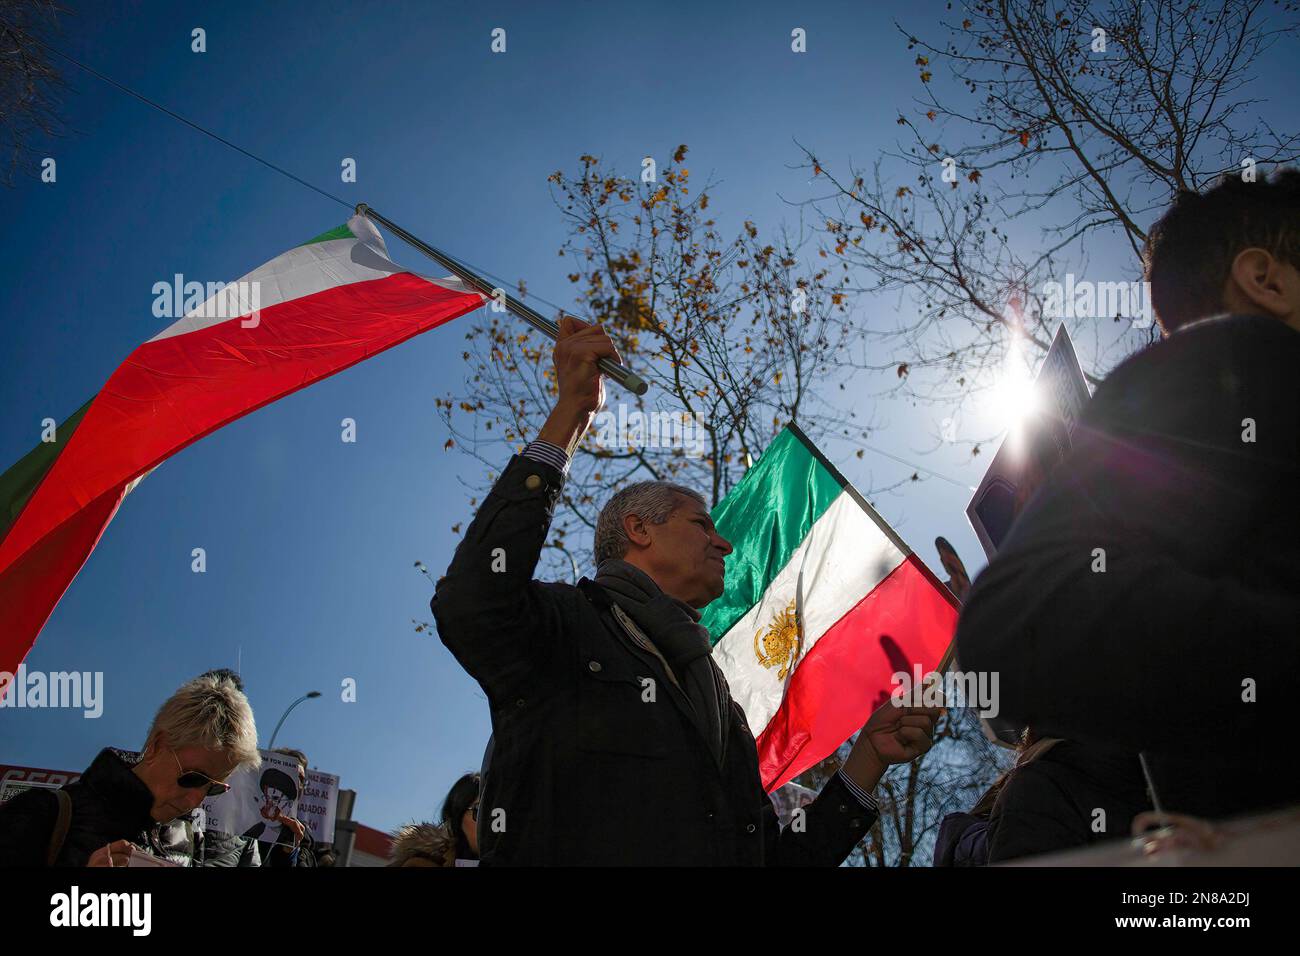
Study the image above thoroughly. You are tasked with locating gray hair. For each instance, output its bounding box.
[145,672,261,770]
[594,480,707,565]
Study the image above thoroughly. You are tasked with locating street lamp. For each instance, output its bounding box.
[414,560,437,590]
[268,691,321,750]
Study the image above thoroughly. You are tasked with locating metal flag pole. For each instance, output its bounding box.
[1138,751,1169,828]
[355,204,648,396]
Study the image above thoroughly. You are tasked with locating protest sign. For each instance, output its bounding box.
[298,768,339,845]
[967,324,1091,560]
[201,750,339,847]
[965,325,1090,745]
[202,750,302,845]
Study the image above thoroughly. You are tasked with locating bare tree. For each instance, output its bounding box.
[0,0,65,187]
[436,146,875,578]
[782,0,1300,863]
[799,0,1300,454]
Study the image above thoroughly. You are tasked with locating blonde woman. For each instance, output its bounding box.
[0,670,260,867]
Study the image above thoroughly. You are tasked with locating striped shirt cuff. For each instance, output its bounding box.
[836,768,879,813]
[522,439,571,476]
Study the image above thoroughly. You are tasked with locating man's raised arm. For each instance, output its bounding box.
[432,317,622,698]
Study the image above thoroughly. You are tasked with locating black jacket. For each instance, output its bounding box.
[957,315,1300,820]
[194,828,262,867]
[932,812,991,867]
[985,742,1151,863]
[0,749,183,866]
[433,454,874,865]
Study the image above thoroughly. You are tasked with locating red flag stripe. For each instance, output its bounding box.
[754,554,958,791]
[0,272,482,676]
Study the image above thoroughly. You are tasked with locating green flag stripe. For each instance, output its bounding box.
[303,223,353,246]
[0,399,93,546]
[700,426,844,644]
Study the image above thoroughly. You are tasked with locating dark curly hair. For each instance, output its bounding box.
[1144,167,1300,334]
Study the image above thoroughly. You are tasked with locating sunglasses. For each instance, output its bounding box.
[170,748,232,797]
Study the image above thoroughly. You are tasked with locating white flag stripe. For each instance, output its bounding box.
[150,215,482,342]
[712,490,906,733]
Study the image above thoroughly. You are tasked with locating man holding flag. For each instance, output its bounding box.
[433,316,945,866]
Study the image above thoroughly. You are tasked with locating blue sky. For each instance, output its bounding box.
[2,1,1296,835]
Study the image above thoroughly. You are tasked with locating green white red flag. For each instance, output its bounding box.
[0,215,485,677]
[702,424,959,791]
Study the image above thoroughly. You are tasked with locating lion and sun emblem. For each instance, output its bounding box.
[753,598,804,680]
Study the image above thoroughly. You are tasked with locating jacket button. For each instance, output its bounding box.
[745,823,756,834]
[588,660,602,673]
[838,804,848,813]
[850,818,862,829]
[515,698,526,708]
[525,474,543,490]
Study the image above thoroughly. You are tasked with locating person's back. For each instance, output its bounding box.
[985,742,1151,863]
[966,315,1299,812]
[957,170,1300,822]
[933,811,992,867]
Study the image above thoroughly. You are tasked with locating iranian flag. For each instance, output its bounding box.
[702,424,959,791]
[0,214,485,678]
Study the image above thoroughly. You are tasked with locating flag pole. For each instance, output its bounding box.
[355,204,649,396]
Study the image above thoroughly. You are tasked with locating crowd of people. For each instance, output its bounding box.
[2,168,1296,867]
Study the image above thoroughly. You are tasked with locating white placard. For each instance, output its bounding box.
[201,750,338,847]
[966,324,1091,559]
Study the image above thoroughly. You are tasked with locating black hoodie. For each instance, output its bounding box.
[986,742,1152,863]
[957,315,1300,821]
